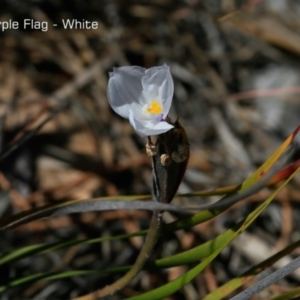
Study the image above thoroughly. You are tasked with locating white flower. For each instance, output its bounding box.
[107,64,174,137]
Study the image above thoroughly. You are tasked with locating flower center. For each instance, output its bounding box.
[143,100,163,116]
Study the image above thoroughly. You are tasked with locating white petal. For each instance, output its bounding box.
[129,110,174,137]
[108,66,146,119]
[142,64,174,117]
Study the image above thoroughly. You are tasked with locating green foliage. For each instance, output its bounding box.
[0,127,299,299]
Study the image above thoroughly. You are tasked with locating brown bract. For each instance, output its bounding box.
[150,118,190,204]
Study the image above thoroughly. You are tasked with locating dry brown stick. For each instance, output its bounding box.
[48,56,115,103]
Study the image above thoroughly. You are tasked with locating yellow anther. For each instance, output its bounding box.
[147,101,162,115]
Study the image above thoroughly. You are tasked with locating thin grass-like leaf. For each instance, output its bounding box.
[203,239,300,300]
[0,170,285,266]
[0,161,290,268]
[231,255,300,300]
[0,231,147,265]
[167,126,299,232]
[0,270,101,293]
[1,166,298,294]
[0,160,284,231]
[126,165,300,300]
[270,287,300,300]
[0,127,298,296]
[1,125,298,231]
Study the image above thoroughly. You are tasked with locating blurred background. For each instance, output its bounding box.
[1,0,300,299]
